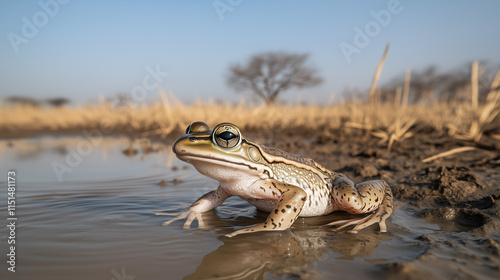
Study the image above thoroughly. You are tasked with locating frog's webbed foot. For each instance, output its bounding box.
[156,187,230,230]
[327,208,390,234]
[155,210,205,228]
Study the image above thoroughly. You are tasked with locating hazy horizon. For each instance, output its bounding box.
[1,0,499,105]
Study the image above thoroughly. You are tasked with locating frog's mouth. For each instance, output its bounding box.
[179,154,271,185]
[175,153,273,181]
[176,153,256,170]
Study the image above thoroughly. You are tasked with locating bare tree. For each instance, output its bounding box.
[46,97,70,107]
[227,51,322,104]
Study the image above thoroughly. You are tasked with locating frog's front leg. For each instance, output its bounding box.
[329,177,393,233]
[226,180,307,238]
[156,186,230,229]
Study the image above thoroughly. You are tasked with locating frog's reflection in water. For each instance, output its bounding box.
[184,213,382,280]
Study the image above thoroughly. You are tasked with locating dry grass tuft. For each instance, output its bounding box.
[347,45,416,151]
[452,64,500,142]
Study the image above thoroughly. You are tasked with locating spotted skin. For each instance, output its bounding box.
[328,177,393,233]
[162,122,395,237]
[226,180,306,237]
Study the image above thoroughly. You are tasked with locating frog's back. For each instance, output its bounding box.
[258,144,338,178]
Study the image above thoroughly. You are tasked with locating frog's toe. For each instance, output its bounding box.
[225,231,240,238]
[225,227,256,238]
[159,211,189,226]
[328,210,391,233]
[378,220,388,233]
[327,215,372,232]
[183,212,204,229]
[225,223,277,238]
[158,211,205,229]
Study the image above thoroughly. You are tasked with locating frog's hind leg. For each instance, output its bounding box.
[328,177,393,233]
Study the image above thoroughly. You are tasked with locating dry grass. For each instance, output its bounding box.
[371,67,415,151]
[422,146,477,163]
[347,45,416,151]
[1,89,497,143]
[1,62,498,153]
[450,65,500,142]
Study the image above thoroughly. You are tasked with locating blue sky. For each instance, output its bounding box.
[1,0,499,105]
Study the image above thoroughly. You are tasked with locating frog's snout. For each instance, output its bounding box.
[172,134,189,155]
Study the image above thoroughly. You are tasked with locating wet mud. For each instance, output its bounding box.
[243,127,500,279]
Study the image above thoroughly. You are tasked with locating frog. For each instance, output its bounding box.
[157,121,393,237]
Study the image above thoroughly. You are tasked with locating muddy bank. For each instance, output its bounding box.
[236,128,499,278]
[252,127,500,237]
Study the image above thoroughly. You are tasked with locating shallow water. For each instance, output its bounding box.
[0,136,498,280]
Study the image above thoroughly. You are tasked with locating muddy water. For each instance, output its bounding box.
[0,137,498,280]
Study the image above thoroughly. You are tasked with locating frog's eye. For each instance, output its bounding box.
[213,124,241,149]
[186,122,210,134]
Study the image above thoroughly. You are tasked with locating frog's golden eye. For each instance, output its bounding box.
[186,122,210,134]
[213,124,241,149]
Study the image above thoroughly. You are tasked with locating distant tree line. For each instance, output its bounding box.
[5,96,70,107]
[379,63,498,104]
[4,59,496,107]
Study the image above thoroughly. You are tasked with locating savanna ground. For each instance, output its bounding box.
[1,67,499,278]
